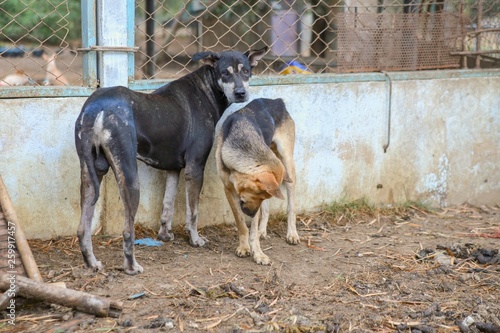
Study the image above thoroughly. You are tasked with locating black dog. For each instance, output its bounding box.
[74,48,266,275]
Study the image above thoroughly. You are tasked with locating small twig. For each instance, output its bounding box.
[242,290,259,299]
[79,275,104,291]
[4,314,59,322]
[104,236,122,245]
[143,285,160,296]
[300,218,312,227]
[201,307,244,329]
[266,307,282,316]
[409,205,429,216]
[344,282,387,298]
[387,320,423,327]
[306,238,326,251]
[269,296,279,307]
[93,226,102,236]
[360,303,380,309]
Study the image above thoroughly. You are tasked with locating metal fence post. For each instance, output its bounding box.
[96,0,135,87]
[81,0,98,88]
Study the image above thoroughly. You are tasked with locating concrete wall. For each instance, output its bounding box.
[0,70,499,239]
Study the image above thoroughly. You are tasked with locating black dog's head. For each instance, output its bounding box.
[193,47,267,103]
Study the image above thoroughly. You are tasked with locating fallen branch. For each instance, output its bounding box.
[0,274,123,318]
[0,175,43,282]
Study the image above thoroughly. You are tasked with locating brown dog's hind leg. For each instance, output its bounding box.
[224,187,251,257]
[77,166,103,272]
[274,122,300,245]
[250,209,271,265]
[158,170,180,242]
[258,200,270,239]
[283,179,299,245]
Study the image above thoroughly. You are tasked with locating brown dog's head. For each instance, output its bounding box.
[231,167,292,217]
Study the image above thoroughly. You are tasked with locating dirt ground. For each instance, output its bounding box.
[1,203,499,333]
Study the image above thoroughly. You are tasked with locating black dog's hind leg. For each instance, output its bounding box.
[110,148,144,275]
[158,170,180,241]
[77,162,105,271]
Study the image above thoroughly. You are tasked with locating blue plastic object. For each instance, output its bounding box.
[134,237,164,247]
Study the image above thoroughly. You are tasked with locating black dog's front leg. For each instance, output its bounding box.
[158,170,180,242]
[184,165,207,247]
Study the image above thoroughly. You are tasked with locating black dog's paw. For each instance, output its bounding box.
[157,229,174,242]
[189,235,207,247]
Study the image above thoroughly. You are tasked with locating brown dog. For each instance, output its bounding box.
[215,98,300,265]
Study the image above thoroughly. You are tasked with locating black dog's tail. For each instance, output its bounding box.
[76,113,109,206]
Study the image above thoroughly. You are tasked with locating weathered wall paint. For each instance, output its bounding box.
[0,72,499,239]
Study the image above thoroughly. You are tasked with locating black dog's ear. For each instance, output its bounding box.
[244,47,268,68]
[193,51,220,66]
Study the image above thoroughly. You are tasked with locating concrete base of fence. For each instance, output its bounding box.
[0,70,499,239]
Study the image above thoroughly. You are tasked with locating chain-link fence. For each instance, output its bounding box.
[1,0,499,87]
[0,0,81,86]
[134,0,500,78]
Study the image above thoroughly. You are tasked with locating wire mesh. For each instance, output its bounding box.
[0,1,498,87]
[134,0,500,79]
[336,12,463,72]
[0,0,81,86]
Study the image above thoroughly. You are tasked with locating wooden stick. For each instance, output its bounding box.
[0,175,43,283]
[0,288,17,309]
[0,274,123,318]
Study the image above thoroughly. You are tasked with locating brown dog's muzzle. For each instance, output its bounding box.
[240,200,259,217]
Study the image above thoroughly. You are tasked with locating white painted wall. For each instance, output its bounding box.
[0,70,499,239]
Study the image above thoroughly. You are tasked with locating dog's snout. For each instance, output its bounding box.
[234,88,247,100]
[240,200,258,217]
[242,206,257,218]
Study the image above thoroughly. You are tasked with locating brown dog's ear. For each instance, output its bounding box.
[283,171,293,183]
[257,171,285,200]
[245,47,267,68]
[192,51,221,66]
[268,187,285,200]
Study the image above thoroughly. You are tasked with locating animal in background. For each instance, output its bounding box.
[0,70,31,86]
[42,52,69,86]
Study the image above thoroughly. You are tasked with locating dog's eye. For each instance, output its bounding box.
[222,70,230,77]
[242,69,249,75]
